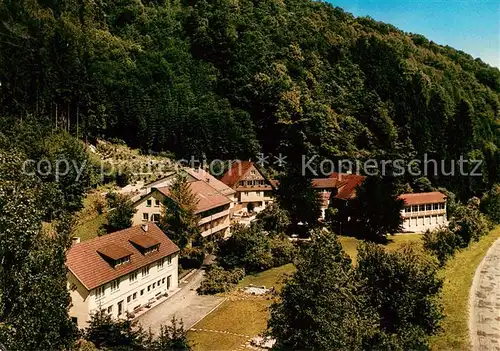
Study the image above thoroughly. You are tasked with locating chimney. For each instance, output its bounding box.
[206,177,210,183]
[71,237,81,246]
[142,224,149,232]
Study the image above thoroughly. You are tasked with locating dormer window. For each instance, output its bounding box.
[97,244,133,268]
[129,235,161,255]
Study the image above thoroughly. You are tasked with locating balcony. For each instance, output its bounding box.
[401,209,446,218]
[198,209,230,225]
[200,222,230,238]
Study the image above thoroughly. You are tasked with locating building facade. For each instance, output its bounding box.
[398,192,448,232]
[132,180,233,239]
[66,224,179,328]
[220,161,275,214]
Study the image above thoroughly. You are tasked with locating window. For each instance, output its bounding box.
[129,271,138,283]
[433,203,439,210]
[167,275,171,289]
[143,213,149,221]
[153,282,156,289]
[405,207,410,213]
[244,192,249,196]
[155,199,160,207]
[140,289,144,296]
[95,285,105,298]
[141,265,150,277]
[420,205,425,212]
[147,285,151,292]
[115,256,130,266]
[167,255,172,265]
[157,280,161,286]
[162,278,165,284]
[146,199,152,207]
[158,258,165,269]
[127,296,131,303]
[426,204,432,211]
[256,191,261,196]
[152,213,160,222]
[107,305,113,314]
[110,279,120,292]
[133,292,137,300]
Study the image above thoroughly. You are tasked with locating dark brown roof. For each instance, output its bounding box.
[220,161,255,188]
[312,178,344,189]
[129,234,160,249]
[97,244,133,260]
[67,223,179,290]
[329,173,367,200]
[398,192,447,206]
[157,180,232,214]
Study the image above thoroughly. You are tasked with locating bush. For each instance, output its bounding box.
[481,184,500,223]
[270,236,296,267]
[423,227,460,266]
[179,247,205,269]
[197,265,245,295]
[450,201,490,247]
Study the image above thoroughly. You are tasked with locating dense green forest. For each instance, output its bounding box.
[0,0,499,199]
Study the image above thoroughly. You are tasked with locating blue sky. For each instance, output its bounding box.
[325,0,500,67]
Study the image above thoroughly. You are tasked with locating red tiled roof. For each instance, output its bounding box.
[157,180,232,214]
[186,168,236,196]
[398,192,447,206]
[329,172,367,200]
[67,223,179,291]
[220,161,254,188]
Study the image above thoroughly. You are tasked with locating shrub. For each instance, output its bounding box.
[450,201,490,247]
[197,265,245,295]
[270,236,296,267]
[423,227,460,266]
[179,247,205,269]
[481,184,500,223]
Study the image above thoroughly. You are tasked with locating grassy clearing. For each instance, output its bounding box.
[430,226,500,351]
[189,234,423,350]
[74,213,107,241]
[339,233,422,264]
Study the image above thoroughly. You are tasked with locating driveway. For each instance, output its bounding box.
[136,268,225,335]
[469,238,500,350]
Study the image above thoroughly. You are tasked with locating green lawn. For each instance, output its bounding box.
[73,213,107,241]
[430,226,500,351]
[189,234,423,350]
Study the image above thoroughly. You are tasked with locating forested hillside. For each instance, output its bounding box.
[0,0,499,198]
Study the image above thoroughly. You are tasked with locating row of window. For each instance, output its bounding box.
[143,212,161,222]
[95,256,173,298]
[403,214,446,227]
[146,199,161,207]
[404,203,445,213]
[238,179,267,187]
[103,275,172,317]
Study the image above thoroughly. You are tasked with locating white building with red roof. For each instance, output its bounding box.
[398,192,448,232]
[132,170,234,238]
[66,223,180,328]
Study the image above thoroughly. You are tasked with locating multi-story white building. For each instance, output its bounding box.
[132,180,233,239]
[66,223,179,328]
[399,192,448,232]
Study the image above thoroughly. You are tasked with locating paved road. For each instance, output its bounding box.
[136,268,225,335]
[470,238,500,351]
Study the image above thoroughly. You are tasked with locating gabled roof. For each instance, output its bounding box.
[220,161,255,188]
[329,172,367,200]
[156,180,232,214]
[67,223,179,291]
[398,192,447,206]
[186,168,236,196]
